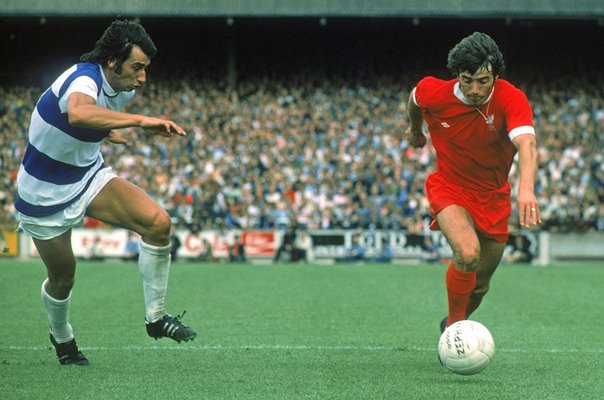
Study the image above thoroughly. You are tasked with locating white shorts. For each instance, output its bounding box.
[17,167,117,240]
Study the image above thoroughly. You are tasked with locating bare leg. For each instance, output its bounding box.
[436,205,480,326]
[436,205,481,272]
[87,177,172,322]
[466,234,506,317]
[86,177,170,245]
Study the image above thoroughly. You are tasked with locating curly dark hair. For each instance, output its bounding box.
[80,19,157,73]
[446,32,505,77]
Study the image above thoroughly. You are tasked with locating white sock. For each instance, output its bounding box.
[41,279,74,343]
[138,240,171,323]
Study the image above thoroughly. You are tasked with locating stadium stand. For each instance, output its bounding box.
[2,68,603,234]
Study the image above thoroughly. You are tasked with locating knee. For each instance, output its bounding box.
[141,208,171,244]
[454,242,481,270]
[47,274,75,296]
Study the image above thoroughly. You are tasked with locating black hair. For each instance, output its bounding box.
[80,19,157,73]
[446,32,505,77]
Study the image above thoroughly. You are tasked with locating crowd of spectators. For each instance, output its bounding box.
[1,68,603,235]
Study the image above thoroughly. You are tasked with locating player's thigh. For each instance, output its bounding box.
[86,177,168,235]
[436,205,480,258]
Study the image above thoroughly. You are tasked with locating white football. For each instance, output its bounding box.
[437,320,495,375]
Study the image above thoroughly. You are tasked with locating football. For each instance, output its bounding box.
[437,320,495,375]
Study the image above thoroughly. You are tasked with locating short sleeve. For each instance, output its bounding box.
[58,76,99,113]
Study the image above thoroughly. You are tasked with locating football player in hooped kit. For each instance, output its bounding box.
[15,19,196,366]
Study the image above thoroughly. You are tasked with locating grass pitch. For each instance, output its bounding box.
[1,260,602,400]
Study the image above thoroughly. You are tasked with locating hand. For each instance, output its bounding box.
[517,191,541,228]
[405,126,427,148]
[106,130,129,145]
[141,117,187,137]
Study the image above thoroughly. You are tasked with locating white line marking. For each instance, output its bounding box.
[1,344,603,353]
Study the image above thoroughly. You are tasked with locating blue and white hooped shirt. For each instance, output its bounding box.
[15,63,135,217]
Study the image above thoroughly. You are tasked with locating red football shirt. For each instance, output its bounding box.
[413,77,535,191]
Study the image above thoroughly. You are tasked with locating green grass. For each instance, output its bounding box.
[1,260,603,400]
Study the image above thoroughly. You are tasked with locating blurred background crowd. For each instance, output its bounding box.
[1,67,603,235]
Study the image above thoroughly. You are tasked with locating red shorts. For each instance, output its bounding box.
[425,172,512,243]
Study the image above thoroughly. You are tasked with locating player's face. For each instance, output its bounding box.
[107,45,150,92]
[458,66,497,106]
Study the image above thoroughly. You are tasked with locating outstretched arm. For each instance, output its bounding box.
[67,92,186,137]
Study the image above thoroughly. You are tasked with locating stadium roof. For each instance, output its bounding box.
[2,0,604,18]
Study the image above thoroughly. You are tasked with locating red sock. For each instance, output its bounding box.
[445,263,476,327]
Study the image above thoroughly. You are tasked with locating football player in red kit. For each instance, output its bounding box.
[406,32,541,331]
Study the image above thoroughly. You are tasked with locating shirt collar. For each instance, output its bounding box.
[99,65,121,97]
[453,81,495,106]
